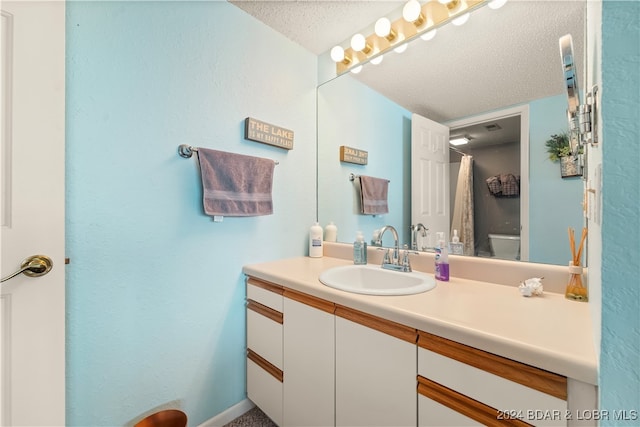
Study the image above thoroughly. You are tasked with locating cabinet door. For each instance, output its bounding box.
[283,293,334,427]
[335,312,417,427]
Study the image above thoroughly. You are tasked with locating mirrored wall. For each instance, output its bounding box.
[317,1,586,266]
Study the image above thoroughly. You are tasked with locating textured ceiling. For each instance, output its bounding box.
[230,0,585,122]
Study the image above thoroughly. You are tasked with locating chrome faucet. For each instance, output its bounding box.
[376,225,416,272]
[377,225,399,261]
[410,223,428,251]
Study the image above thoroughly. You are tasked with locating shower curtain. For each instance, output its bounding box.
[451,155,475,256]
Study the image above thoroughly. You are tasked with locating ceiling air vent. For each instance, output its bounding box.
[485,123,502,131]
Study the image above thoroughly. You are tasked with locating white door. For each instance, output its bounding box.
[411,113,450,249]
[1,1,65,425]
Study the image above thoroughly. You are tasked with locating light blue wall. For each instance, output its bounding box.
[318,75,412,245]
[528,94,584,265]
[600,0,640,422]
[65,2,316,425]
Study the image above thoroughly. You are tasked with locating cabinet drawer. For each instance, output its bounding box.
[247,307,283,370]
[247,278,283,312]
[419,392,483,427]
[247,357,283,426]
[418,332,567,426]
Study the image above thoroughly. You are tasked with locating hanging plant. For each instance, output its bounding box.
[544,132,572,162]
[545,131,583,178]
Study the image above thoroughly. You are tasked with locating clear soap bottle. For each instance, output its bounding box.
[353,231,367,265]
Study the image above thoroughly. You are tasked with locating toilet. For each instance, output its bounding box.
[488,234,521,260]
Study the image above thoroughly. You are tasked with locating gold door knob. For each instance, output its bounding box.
[1,255,53,283]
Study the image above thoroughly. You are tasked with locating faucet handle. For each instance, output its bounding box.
[382,249,392,265]
[401,245,419,272]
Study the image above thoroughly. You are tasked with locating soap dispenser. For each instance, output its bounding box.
[450,229,464,255]
[353,231,367,265]
[435,239,449,281]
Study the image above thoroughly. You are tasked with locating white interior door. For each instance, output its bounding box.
[411,113,450,249]
[1,1,65,425]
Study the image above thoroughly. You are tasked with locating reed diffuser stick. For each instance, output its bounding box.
[565,227,588,301]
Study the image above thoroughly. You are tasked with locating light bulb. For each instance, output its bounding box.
[452,12,469,26]
[375,18,391,37]
[488,0,507,9]
[370,55,384,65]
[420,29,437,41]
[351,34,366,52]
[330,46,345,63]
[350,65,363,74]
[403,0,425,26]
[394,43,408,54]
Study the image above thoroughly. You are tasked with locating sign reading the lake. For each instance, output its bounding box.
[340,146,368,165]
[244,117,294,150]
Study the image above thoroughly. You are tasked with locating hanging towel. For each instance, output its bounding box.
[500,173,520,197]
[359,175,389,215]
[197,148,275,216]
[486,173,520,197]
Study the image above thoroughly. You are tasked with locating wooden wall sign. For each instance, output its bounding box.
[244,117,294,150]
[340,146,368,165]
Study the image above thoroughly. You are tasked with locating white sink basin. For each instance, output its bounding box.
[319,264,436,296]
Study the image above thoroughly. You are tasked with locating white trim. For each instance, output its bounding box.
[197,399,255,427]
[446,104,530,262]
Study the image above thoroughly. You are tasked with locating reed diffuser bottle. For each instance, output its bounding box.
[565,227,588,301]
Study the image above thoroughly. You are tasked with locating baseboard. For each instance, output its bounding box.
[197,399,255,427]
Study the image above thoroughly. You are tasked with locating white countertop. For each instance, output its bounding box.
[243,256,598,385]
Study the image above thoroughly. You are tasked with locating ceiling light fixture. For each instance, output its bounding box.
[420,29,437,41]
[374,17,397,41]
[394,43,408,54]
[450,137,470,146]
[452,12,470,25]
[403,0,426,27]
[351,33,372,54]
[330,46,351,65]
[488,0,507,9]
[370,55,384,65]
[331,0,497,73]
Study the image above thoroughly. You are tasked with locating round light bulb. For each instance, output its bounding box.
[488,0,507,9]
[375,17,392,37]
[330,46,345,62]
[402,0,422,23]
[370,55,384,65]
[351,33,366,52]
[394,43,408,54]
[350,65,363,74]
[420,29,437,41]
[452,12,470,26]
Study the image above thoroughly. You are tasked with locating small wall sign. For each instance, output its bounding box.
[340,146,368,165]
[244,117,294,150]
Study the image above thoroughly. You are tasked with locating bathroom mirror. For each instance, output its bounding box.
[317,1,586,266]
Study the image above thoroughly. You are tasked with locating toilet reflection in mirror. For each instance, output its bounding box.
[487,234,521,260]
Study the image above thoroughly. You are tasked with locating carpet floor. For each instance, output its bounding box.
[223,406,277,427]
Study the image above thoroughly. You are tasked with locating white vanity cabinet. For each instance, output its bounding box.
[246,272,595,427]
[246,278,284,426]
[417,331,568,427]
[282,289,335,427]
[335,306,418,427]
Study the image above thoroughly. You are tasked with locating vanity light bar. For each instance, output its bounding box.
[333,0,489,75]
